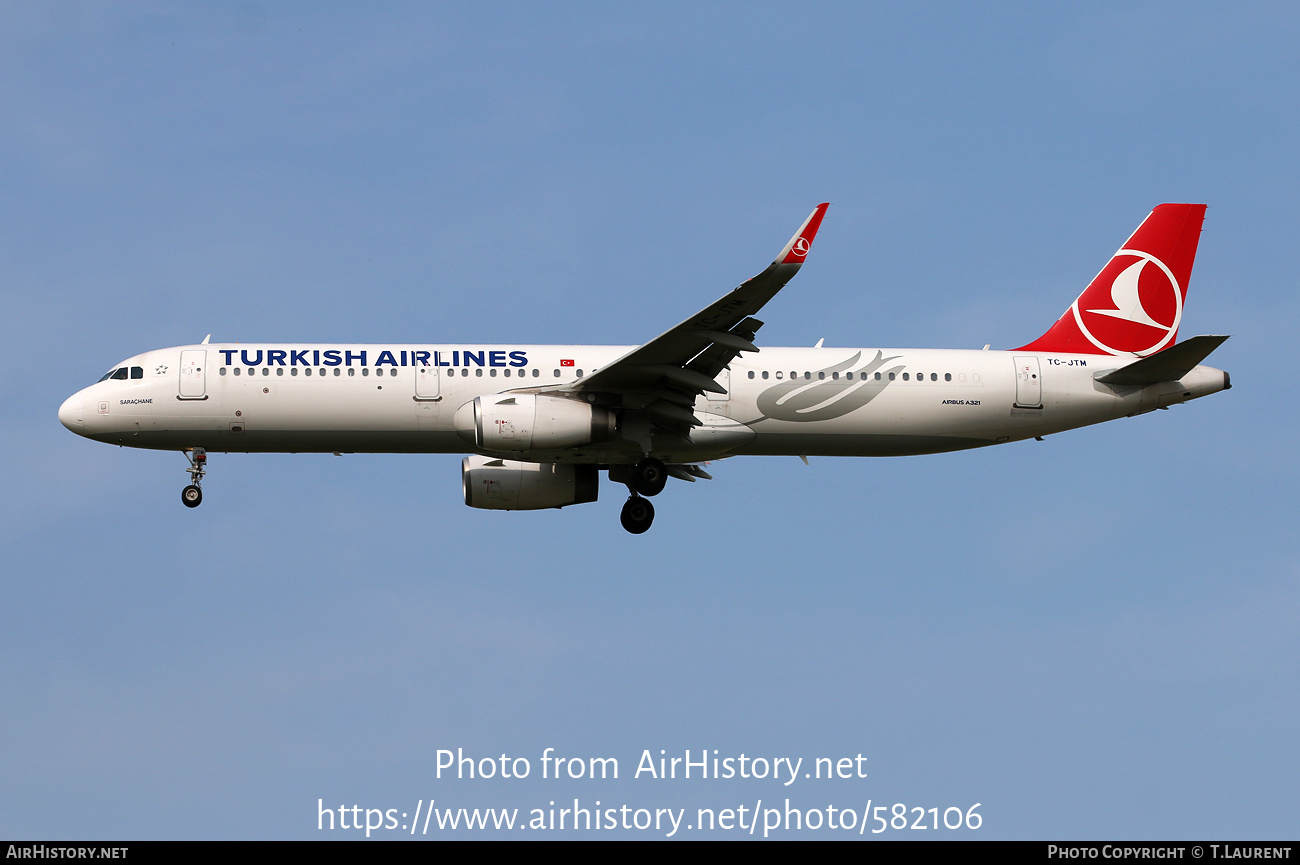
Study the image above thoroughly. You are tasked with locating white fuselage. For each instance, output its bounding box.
[59,342,1229,463]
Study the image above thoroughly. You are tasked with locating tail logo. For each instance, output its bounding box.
[1071,249,1182,356]
[790,237,811,259]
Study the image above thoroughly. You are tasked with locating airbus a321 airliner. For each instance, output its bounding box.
[59,203,1229,533]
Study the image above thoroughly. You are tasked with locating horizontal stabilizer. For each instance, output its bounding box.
[1094,335,1229,386]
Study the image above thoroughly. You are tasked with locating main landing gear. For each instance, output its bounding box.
[620,495,655,534]
[181,448,206,508]
[618,457,666,534]
[630,456,667,497]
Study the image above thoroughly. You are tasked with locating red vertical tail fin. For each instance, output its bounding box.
[1017,203,1207,356]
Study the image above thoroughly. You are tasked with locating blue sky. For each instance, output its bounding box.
[2,3,1296,839]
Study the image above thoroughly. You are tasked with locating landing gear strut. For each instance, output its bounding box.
[182,448,206,508]
[611,458,665,532]
[620,495,655,534]
[631,457,667,497]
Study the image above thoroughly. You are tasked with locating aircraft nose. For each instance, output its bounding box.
[59,393,85,432]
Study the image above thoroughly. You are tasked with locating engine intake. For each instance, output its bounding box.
[456,394,616,452]
[462,456,599,510]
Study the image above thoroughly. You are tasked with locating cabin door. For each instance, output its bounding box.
[1013,356,1042,408]
[179,350,207,399]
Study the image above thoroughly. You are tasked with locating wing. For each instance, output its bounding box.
[550,203,829,432]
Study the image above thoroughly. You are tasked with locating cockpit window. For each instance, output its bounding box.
[130,367,144,379]
[98,367,129,382]
[111,368,129,380]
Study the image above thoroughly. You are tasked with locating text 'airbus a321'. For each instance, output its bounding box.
[59,203,1229,533]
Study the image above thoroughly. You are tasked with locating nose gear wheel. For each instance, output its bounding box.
[181,449,206,508]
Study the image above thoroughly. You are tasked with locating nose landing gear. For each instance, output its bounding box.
[182,448,206,508]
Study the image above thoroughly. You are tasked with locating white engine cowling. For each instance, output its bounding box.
[462,455,599,510]
[456,394,616,451]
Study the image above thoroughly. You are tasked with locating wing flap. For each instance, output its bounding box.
[685,316,764,382]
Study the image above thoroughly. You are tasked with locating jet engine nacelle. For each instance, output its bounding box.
[455,394,617,452]
[462,455,599,510]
